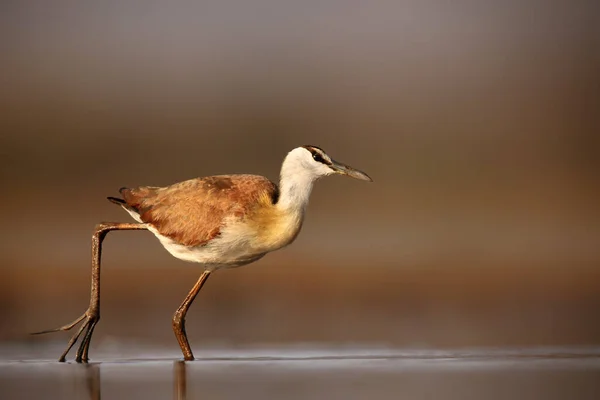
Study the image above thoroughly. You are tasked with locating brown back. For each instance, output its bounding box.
[119,175,279,247]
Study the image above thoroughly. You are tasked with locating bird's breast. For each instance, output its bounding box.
[243,206,305,253]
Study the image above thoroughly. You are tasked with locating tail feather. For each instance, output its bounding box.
[107,196,126,205]
[107,194,143,223]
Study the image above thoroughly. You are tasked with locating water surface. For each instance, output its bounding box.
[1,344,599,399]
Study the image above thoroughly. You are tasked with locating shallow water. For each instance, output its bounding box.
[1,344,599,399]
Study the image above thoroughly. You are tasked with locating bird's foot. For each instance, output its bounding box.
[32,309,99,363]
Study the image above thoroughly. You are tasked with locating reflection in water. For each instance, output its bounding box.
[46,349,599,400]
[174,361,187,400]
[85,364,101,400]
[82,360,188,400]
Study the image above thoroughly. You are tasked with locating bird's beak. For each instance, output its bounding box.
[330,160,373,182]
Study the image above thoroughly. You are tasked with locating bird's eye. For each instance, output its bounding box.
[312,153,325,163]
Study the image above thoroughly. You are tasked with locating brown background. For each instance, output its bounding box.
[1,0,599,352]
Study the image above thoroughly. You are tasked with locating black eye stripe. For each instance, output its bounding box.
[312,151,332,165]
[302,145,332,165]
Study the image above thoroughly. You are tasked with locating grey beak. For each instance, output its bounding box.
[330,160,373,182]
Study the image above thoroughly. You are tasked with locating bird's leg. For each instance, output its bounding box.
[172,270,211,361]
[32,222,147,363]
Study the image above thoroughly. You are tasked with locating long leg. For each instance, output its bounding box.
[32,222,147,362]
[172,270,211,361]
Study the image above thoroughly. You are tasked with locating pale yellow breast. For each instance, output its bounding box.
[245,201,305,253]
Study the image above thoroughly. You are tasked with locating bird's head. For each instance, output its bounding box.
[282,145,372,183]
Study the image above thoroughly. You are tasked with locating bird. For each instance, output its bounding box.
[34,145,372,362]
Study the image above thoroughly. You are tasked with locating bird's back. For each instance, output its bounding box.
[115,174,279,248]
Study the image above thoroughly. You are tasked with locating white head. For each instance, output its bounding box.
[277,145,371,211]
[281,145,372,183]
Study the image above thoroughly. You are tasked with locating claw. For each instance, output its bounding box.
[32,311,99,363]
[75,316,99,363]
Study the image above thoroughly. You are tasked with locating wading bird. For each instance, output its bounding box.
[34,145,372,362]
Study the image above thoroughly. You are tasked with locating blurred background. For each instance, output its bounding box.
[1,0,599,352]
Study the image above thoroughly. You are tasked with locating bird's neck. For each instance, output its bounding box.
[276,160,315,214]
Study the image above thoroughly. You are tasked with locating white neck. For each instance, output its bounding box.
[276,150,318,213]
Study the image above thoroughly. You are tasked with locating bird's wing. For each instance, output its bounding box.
[118,175,279,247]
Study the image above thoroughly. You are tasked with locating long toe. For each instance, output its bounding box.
[33,310,98,362]
[31,313,87,336]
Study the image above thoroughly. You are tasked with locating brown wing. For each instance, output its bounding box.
[118,175,279,247]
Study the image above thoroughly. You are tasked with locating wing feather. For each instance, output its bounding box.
[118,175,278,247]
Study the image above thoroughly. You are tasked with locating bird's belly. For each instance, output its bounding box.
[146,210,303,269]
[147,226,267,269]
